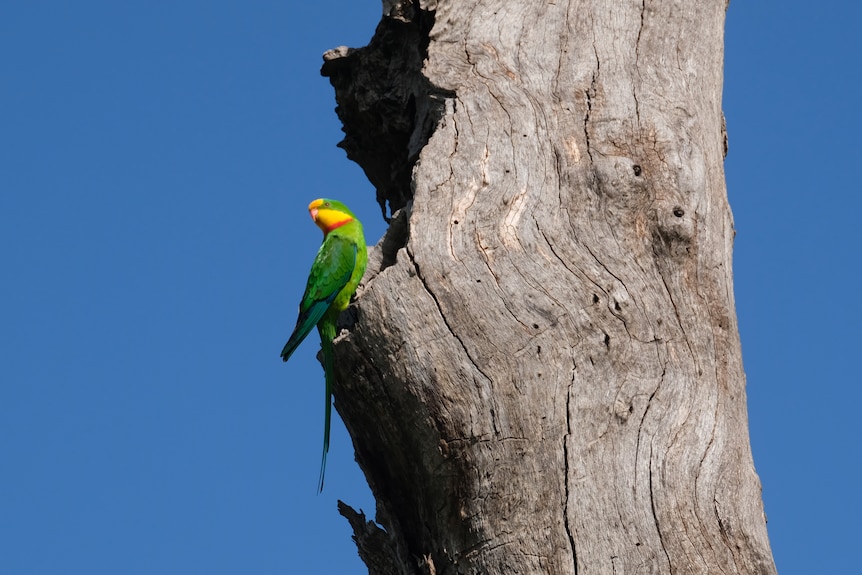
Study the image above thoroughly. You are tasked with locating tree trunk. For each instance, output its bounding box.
[322,1,777,574]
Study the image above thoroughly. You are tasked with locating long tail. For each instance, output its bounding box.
[317,319,337,492]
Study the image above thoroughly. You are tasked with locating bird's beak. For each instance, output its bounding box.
[309,207,319,222]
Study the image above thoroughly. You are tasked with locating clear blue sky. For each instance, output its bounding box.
[1,2,858,574]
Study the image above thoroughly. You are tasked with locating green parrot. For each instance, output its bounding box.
[281,198,367,491]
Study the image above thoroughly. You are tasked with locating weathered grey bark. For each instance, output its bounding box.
[322,1,776,574]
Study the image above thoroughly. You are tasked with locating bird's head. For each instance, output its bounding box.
[308,198,358,234]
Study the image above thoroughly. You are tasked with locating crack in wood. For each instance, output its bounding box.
[563,360,579,574]
[405,245,493,389]
[648,444,674,570]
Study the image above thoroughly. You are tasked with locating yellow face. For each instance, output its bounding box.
[308,199,353,232]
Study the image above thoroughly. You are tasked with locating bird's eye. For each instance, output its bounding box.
[324,201,331,207]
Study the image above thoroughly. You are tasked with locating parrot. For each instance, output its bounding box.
[281,198,367,492]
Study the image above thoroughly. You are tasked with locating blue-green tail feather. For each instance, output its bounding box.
[317,320,336,492]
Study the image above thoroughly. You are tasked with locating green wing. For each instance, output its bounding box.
[280,235,357,361]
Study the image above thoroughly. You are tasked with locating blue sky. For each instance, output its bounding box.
[1,2,858,574]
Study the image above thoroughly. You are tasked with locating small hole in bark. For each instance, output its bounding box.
[614,300,621,312]
[633,164,642,176]
[532,323,539,329]
[592,294,600,304]
[453,219,459,224]
[476,279,481,283]
[603,333,610,347]
[673,207,685,217]
[537,345,542,354]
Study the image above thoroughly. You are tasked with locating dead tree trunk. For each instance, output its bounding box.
[322,1,777,574]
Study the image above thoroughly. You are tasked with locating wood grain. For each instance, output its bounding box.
[324,1,777,573]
